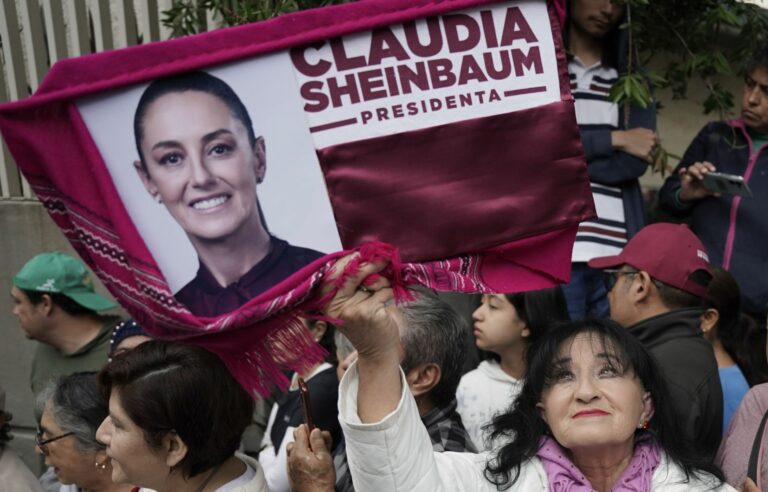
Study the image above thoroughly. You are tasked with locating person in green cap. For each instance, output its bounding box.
[10,252,122,400]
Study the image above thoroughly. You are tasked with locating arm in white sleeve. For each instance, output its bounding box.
[338,362,518,492]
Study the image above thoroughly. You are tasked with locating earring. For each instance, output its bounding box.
[154,195,162,204]
[639,420,649,430]
[257,176,264,184]
[94,460,108,470]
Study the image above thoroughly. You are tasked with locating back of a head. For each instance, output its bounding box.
[707,267,742,342]
[654,272,712,311]
[38,372,106,453]
[505,286,571,345]
[399,293,468,409]
[99,340,254,478]
[709,268,768,385]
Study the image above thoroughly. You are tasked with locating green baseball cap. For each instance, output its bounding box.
[12,252,117,311]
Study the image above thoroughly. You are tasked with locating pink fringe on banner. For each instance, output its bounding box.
[0,0,587,398]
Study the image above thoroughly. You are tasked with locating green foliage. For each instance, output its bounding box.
[163,0,768,121]
[610,73,653,109]
[162,0,350,37]
[617,0,768,120]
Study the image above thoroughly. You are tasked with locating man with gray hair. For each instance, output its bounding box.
[289,292,476,492]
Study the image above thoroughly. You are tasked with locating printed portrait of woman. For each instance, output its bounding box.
[132,71,325,317]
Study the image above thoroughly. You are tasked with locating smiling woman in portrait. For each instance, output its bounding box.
[133,71,324,317]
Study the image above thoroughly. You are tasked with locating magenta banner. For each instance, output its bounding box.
[0,0,592,395]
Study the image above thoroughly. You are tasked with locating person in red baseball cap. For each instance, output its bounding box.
[588,222,723,461]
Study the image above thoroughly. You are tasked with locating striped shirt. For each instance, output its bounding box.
[569,56,628,260]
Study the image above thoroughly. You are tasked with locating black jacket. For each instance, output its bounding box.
[629,308,723,460]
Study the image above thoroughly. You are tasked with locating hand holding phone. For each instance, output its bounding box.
[297,377,314,432]
[702,171,753,198]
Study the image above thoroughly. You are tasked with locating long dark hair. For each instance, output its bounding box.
[483,318,724,489]
[484,287,570,363]
[99,341,254,479]
[506,287,570,347]
[708,268,768,386]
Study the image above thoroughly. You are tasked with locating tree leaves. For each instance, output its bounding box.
[610,73,656,109]
[162,0,351,37]
[161,0,768,122]
[619,0,768,118]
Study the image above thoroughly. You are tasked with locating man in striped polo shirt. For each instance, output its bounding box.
[562,0,659,320]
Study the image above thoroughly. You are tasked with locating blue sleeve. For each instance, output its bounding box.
[580,102,656,185]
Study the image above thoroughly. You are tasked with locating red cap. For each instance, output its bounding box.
[588,223,712,298]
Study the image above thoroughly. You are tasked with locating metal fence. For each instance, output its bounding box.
[0,0,222,199]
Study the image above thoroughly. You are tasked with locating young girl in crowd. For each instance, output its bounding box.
[456,288,569,450]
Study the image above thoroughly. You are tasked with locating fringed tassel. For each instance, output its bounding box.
[203,311,327,398]
[313,241,416,315]
[358,242,415,303]
[204,241,413,397]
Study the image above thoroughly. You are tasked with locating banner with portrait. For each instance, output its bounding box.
[0,0,593,395]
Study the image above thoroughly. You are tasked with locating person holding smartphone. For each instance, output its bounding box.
[659,42,768,325]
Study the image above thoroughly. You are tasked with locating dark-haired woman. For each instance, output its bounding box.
[133,71,323,317]
[36,373,132,492]
[96,341,266,492]
[334,273,734,491]
[456,288,570,450]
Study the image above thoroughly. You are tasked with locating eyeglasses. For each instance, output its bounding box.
[602,269,640,292]
[36,428,74,456]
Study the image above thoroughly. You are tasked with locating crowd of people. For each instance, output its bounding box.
[3,0,768,491]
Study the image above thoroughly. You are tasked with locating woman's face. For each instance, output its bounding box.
[537,333,653,454]
[38,402,101,487]
[96,389,168,487]
[472,294,529,354]
[135,90,265,243]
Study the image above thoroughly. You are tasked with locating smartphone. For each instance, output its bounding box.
[297,377,315,432]
[702,172,753,198]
